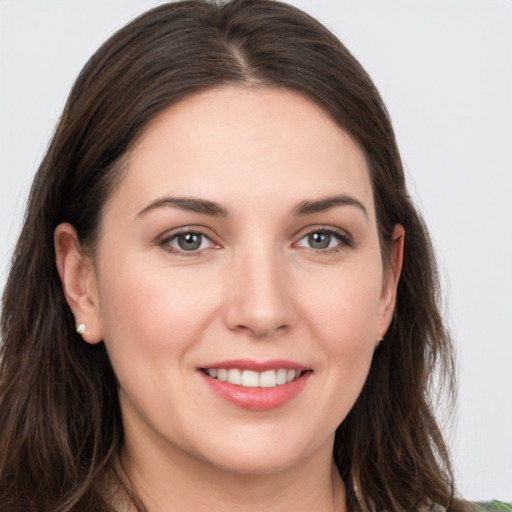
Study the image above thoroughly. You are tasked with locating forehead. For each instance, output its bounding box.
[111,86,375,217]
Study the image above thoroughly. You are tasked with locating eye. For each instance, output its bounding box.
[295,229,351,251]
[162,231,216,254]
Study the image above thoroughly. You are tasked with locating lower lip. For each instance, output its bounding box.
[199,371,311,411]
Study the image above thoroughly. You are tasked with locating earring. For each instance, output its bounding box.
[376,336,384,347]
[76,323,86,335]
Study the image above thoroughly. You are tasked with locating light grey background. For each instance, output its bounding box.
[1,0,511,501]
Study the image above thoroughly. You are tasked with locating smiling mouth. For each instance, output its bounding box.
[201,368,306,388]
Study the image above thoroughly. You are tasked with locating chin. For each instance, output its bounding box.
[208,450,305,476]
[193,428,332,477]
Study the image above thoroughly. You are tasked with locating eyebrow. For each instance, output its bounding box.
[136,197,230,219]
[291,194,368,218]
[136,193,367,220]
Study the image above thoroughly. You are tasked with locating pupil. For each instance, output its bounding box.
[178,233,201,251]
[308,232,330,249]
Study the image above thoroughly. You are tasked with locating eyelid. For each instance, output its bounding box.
[157,226,222,255]
[293,225,354,250]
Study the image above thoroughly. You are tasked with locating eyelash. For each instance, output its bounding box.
[159,229,218,256]
[158,226,353,256]
[295,226,353,253]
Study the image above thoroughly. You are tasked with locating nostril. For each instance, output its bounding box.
[223,265,297,336]
[231,320,291,339]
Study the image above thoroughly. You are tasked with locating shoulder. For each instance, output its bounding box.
[473,502,512,512]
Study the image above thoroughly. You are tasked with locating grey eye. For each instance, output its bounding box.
[176,233,203,251]
[165,231,214,253]
[307,232,332,249]
[295,228,352,251]
[297,231,342,250]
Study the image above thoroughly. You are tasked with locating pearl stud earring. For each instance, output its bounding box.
[76,323,86,335]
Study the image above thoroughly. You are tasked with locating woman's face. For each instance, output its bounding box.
[85,87,400,475]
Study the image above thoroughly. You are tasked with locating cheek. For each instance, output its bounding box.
[297,261,383,410]
[95,256,224,440]
[300,261,384,345]
[96,255,222,370]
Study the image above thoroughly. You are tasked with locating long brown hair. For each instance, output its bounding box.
[1,1,467,510]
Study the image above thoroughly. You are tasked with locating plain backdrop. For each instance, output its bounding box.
[1,0,511,502]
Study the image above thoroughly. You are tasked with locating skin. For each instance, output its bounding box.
[55,86,404,511]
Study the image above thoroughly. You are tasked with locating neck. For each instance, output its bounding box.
[119,435,346,512]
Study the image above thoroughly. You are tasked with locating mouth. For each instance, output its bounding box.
[200,367,305,388]
[198,360,312,411]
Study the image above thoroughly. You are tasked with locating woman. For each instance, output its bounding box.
[0,1,507,510]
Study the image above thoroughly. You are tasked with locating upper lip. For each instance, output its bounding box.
[199,359,310,372]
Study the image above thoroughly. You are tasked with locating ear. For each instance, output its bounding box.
[377,224,405,338]
[54,223,103,344]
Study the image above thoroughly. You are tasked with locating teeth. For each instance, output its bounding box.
[259,370,276,388]
[241,370,259,387]
[227,368,242,385]
[205,368,304,388]
[276,368,287,385]
[286,369,296,383]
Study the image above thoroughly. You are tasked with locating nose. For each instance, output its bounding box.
[223,244,297,339]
